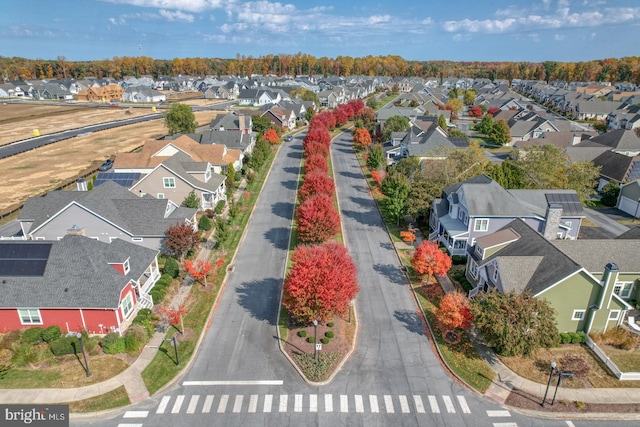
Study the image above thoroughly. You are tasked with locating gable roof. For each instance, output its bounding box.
[589,129,640,150]
[0,235,158,309]
[592,150,640,182]
[552,239,640,273]
[444,175,532,217]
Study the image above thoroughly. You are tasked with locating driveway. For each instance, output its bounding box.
[583,207,630,237]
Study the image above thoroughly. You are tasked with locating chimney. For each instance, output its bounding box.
[76,178,87,191]
[542,203,563,240]
[571,134,582,146]
[67,224,86,236]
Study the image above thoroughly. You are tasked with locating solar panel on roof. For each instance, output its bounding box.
[0,243,51,276]
[545,193,583,216]
[95,172,141,187]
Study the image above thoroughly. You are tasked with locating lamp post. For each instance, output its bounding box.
[67,332,91,377]
[313,320,318,362]
[551,371,574,406]
[164,336,179,366]
[541,361,556,407]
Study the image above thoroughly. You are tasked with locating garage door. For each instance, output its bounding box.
[618,196,640,217]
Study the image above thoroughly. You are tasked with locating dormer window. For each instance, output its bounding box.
[123,259,130,274]
[109,257,131,275]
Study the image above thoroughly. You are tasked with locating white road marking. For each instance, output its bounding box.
[487,410,512,417]
[413,395,425,413]
[309,394,318,412]
[354,395,364,413]
[202,395,214,413]
[183,380,283,386]
[186,395,199,414]
[279,394,288,412]
[171,395,184,414]
[117,424,143,427]
[248,395,258,413]
[233,395,243,413]
[399,395,410,413]
[294,394,302,412]
[263,394,273,413]
[122,411,148,418]
[217,394,228,413]
[384,395,394,413]
[325,394,333,412]
[443,395,456,413]
[369,395,379,413]
[457,395,471,414]
[340,394,348,412]
[492,423,518,427]
[566,422,576,427]
[156,396,170,414]
[428,395,440,413]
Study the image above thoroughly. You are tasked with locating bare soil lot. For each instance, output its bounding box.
[0,109,221,213]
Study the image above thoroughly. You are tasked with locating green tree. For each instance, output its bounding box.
[226,163,236,192]
[182,190,200,209]
[389,156,422,182]
[488,119,511,145]
[198,214,212,231]
[463,89,477,106]
[406,175,439,223]
[470,291,560,357]
[600,181,620,207]
[512,145,569,189]
[476,114,494,134]
[447,88,459,99]
[445,98,463,117]
[215,217,229,250]
[367,144,385,170]
[165,103,196,135]
[381,174,410,225]
[437,114,447,129]
[251,115,272,134]
[381,115,410,142]
[566,161,601,204]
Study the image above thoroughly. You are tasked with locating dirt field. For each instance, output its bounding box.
[0,103,158,146]
[0,109,221,214]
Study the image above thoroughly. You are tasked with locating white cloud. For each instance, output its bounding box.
[102,0,226,13]
[554,33,565,41]
[366,15,391,25]
[158,9,194,22]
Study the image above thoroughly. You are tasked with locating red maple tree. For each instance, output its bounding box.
[298,169,335,202]
[184,259,212,286]
[435,292,473,330]
[487,106,500,115]
[263,128,280,145]
[304,128,331,147]
[410,240,452,283]
[303,139,329,159]
[164,222,200,260]
[332,107,348,126]
[352,128,372,149]
[282,242,359,322]
[158,304,188,333]
[347,99,365,116]
[370,169,384,187]
[468,105,483,118]
[303,154,329,175]
[296,194,340,243]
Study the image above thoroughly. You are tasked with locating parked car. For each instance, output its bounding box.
[284,135,293,142]
[98,159,113,171]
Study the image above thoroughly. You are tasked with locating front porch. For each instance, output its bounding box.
[431,215,469,256]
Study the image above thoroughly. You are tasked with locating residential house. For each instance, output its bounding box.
[261,105,297,131]
[123,86,166,103]
[591,150,640,190]
[210,112,253,135]
[0,235,161,335]
[616,180,640,219]
[589,129,640,157]
[385,125,467,164]
[128,152,227,210]
[18,180,197,251]
[237,89,279,106]
[429,175,585,256]
[465,218,636,334]
[31,83,73,101]
[76,84,124,102]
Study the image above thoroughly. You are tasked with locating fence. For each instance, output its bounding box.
[585,336,640,380]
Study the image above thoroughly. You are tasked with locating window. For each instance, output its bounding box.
[463,213,469,226]
[492,266,499,282]
[123,259,130,274]
[614,282,633,299]
[157,193,165,199]
[469,260,478,279]
[121,293,134,319]
[608,310,620,321]
[474,218,489,232]
[458,209,464,220]
[565,221,572,228]
[572,310,585,321]
[18,309,42,325]
[163,177,176,188]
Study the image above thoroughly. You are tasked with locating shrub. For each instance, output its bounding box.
[320,338,330,344]
[297,330,307,338]
[570,332,586,344]
[325,331,334,339]
[559,333,572,344]
[49,336,79,356]
[214,200,226,215]
[198,215,212,231]
[21,327,44,344]
[0,330,22,351]
[307,336,315,344]
[124,325,148,354]
[452,255,467,265]
[100,333,126,354]
[204,208,216,219]
[327,322,334,328]
[10,342,38,367]
[41,326,61,343]
[162,257,180,278]
[132,309,157,337]
[149,289,163,304]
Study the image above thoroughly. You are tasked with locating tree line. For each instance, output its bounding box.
[2,54,639,85]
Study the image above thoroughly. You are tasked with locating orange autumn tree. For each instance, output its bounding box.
[158,304,188,333]
[263,128,280,145]
[400,229,416,246]
[184,259,212,286]
[352,128,372,150]
[410,240,452,284]
[435,292,473,330]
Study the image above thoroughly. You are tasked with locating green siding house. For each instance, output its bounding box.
[466,219,638,334]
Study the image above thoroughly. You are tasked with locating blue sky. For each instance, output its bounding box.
[1,0,639,62]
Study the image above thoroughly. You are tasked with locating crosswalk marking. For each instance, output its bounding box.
[202,395,213,414]
[414,395,425,413]
[248,395,258,413]
[384,395,394,413]
[309,394,318,412]
[171,395,184,414]
[186,395,199,414]
[263,394,272,413]
[340,394,348,412]
[399,395,410,413]
[443,395,456,413]
[217,394,228,413]
[457,395,471,414]
[294,394,302,412]
[122,411,148,418]
[156,395,171,414]
[117,424,143,427]
[279,394,288,412]
[354,395,364,413]
[487,410,511,417]
[428,395,440,413]
[325,394,333,412]
[369,395,379,413]
[232,395,243,413]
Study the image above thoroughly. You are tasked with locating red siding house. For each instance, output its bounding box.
[0,235,160,335]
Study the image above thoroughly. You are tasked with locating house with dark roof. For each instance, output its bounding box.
[616,180,640,219]
[18,180,196,251]
[588,129,640,157]
[429,175,585,256]
[0,235,160,335]
[591,150,640,191]
[466,219,636,334]
[123,86,166,103]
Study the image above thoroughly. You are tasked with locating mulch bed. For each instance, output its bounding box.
[506,387,640,413]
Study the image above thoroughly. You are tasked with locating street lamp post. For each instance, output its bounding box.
[67,332,91,377]
[541,361,556,407]
[551,371,574,406]
[313,320,318,362]
[164,336,179,366]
